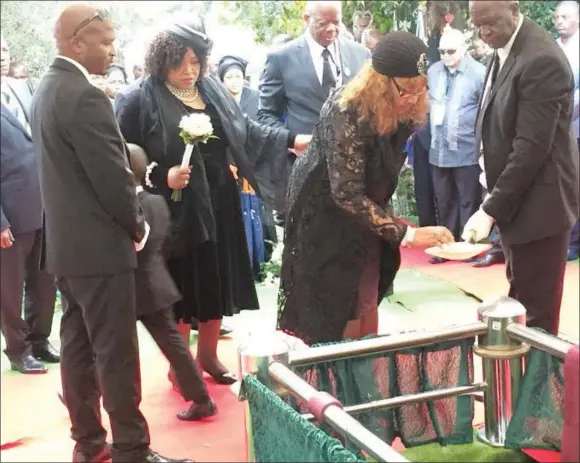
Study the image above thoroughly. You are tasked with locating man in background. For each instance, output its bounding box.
[428,27,485,263]
[258,0,369,218]
[555,0,580,260]
[1,34,59,374]
[133,63,144,81]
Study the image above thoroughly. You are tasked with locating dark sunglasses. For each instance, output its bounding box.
[439,49,457,56]
[73,8,109,37]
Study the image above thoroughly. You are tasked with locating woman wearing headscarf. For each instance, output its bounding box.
[277,32,455,345]
[118,21,310,386]
[218,55,278,271]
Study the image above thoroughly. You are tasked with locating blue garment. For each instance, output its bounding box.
[428,55,486,168]
[1,103,43,234]
[241,191,265,273]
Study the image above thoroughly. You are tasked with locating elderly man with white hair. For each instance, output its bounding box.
[258,0,370,221]
[427,26,486,263]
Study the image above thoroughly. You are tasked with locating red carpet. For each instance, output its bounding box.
[400,247,580,340]
[0,338,246,462]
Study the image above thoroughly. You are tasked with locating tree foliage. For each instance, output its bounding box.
[220,0,307,44]
[519,1,559,36]
[0,1,213,82]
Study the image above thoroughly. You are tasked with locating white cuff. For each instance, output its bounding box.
[145,162,158,189]
[134,221,150,252]
[401,225,415,247]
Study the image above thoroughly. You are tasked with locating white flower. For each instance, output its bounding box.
[179,113,214,139]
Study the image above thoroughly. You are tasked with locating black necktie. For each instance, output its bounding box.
[490,52,500,86]
[321,48,336,97]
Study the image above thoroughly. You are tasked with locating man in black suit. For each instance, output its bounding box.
[30,4,190,463]
[258,0,370,216]
[1,35,59,374]
[464,0,580,335]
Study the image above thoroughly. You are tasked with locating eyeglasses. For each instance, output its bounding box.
[439,49,457,56]
[73,8,109,37]
[393,79,426,98]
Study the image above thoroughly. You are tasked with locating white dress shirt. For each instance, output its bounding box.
[304,31,343,87]
[56,55,90,80]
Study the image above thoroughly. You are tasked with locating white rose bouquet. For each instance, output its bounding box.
[171,113,218,201]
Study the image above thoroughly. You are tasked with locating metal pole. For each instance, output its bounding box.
[268,362,409,463]
[301,382,488,421]
[289,322,487,367]
[506,324,574,360]
[474,296,529,447]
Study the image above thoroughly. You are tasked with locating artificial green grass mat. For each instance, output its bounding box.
[386,269,479,312]
[365,430,534,463]
[399,430,534,462]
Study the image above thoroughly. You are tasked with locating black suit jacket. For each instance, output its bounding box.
[477,17,579,245]
[30,58,145,277]
[135,190,181,317]
[1,80,43,235]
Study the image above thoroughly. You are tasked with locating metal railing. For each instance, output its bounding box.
[268,361,410,463]
[240,297,578,462]
[288,322,488,367]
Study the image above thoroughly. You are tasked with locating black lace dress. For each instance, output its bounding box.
[277,91,411,344]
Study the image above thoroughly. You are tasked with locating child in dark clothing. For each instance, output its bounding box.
[128,144,216,421]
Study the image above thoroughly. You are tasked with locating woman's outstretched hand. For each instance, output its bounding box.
[410,226,455,248]
[167,165,192,190]
[293,134,312,154]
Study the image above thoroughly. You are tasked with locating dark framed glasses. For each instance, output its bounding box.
[73,8,109,37]
[439,49,457,56]
[393,79,426,98]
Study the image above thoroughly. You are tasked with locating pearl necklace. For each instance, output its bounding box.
[165,82,199,105]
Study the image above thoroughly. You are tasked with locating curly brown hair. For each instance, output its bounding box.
[339,62,428,136]
[145,31,208,81]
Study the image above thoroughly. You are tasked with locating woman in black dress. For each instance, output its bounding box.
[277,32,455,345]
[118,21,310,385]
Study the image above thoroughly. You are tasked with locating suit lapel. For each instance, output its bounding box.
[1,104,31,140]
[297,37,327,99]
[480,53,517,118]
[5,79,32,124]
[475,18,531,151]
[337,39,355,84]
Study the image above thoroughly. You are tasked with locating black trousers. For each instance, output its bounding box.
[432,165,482,239]
[58,271,150,462]
[501,231,570,336]
[0,229,56,359]
[487,224,505,257]
[412,135,438,227]
[567,139,580,253]
[139,308,209,404]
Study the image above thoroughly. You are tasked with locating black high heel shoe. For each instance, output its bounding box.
[177,399,218,421]
[206,370,237,385]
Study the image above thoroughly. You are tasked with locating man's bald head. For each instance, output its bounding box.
[555,1,580,40]
[469,0,520,49]
[127,144,149,185]
[54,2,116,75]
